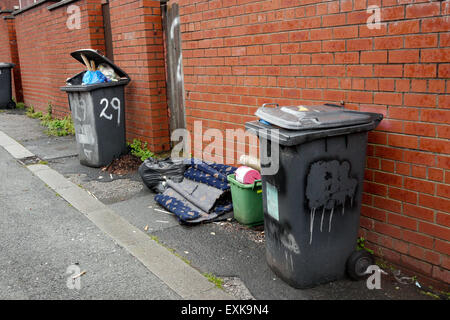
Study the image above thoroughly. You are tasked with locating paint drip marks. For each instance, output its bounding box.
[265,218,300,255]
[306,160,357,244]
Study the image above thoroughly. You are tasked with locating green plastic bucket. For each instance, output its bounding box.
[227,174,264,226]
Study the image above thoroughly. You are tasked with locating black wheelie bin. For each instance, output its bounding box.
[245,103,383,288]
[61,49,130,167]
[0,63,16,109]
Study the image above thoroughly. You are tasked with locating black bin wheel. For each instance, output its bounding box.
[346,250,374,281]
[7,101,16,109]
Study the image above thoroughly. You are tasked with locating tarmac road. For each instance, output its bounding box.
[0,146,180,299]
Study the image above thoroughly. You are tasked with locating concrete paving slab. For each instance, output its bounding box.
[0,131,18,147]
[56,185,108,214]
[46,156,144,204]
[1,129,35,159]
[3,141,35,159]
[0,110,48,142]
[28,165,75,190]
[22,136,78,160]
[0,111,77,160]
[27,163,53,173]
[108,193,180,233]
[65,173,144,204]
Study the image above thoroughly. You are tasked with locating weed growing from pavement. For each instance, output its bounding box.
[128,139,154,161]
[16,102,26,109]
[374,257,449,300]
[420,290,441,299]
[26,104,75,136]
[203,273,224,289]
[26,106,43,119]
[149,235,160,243]
[440,290,450,300]
[356,236,374,255]
[44,117,75,136]
[148,234,192,266]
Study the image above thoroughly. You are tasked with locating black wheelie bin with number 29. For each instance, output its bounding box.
[61,49,130,168]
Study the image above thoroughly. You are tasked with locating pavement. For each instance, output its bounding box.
[0,108,438,300]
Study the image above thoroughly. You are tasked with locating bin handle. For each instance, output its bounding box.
[252,180,262,190]
[262,103,279,108]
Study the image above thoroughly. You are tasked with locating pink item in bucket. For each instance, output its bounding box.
[235,166,261,184]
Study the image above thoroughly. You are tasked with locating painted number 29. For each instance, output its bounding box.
[100,97,121,125]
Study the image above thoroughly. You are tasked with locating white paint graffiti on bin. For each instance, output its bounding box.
[77,124,95,146]
[74,98,86,122]
[99,97,121,125]
[83,149,93,161]
[266,218,300,255]
[284,251,294,271]
[76,122,95,161]
[281,232,300,255]
[71,94,97,162]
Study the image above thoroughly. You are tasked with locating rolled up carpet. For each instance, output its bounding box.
[239,155,261,171]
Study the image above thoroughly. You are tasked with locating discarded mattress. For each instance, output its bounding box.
[155,160,237,224]
[184,160,235,190]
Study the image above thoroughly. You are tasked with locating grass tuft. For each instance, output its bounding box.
[203,273,224,289]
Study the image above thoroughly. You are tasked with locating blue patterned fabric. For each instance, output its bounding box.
[154,194,201,221]
[214,203,233,214]
[184,161,237,191]
[208,163,238,175]
[187,159,237,176]
[154,160,237,224]
[191,163,227,182]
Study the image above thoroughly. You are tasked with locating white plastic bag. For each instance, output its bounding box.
[98,63,120,81]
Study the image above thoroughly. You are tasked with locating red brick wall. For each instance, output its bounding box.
[0,12,23,102]
[174,0,449,286]
[0,14,12,63]
[0,0,19,10]
[109,0,170,152]
[14,0,105,117]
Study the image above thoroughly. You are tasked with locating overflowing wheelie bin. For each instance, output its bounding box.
[61,49,130,167]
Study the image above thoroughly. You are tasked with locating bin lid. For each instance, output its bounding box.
[245,111,383,146]
[255,103,374,130]
[0,63,14,68]
[70,49,130,80]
